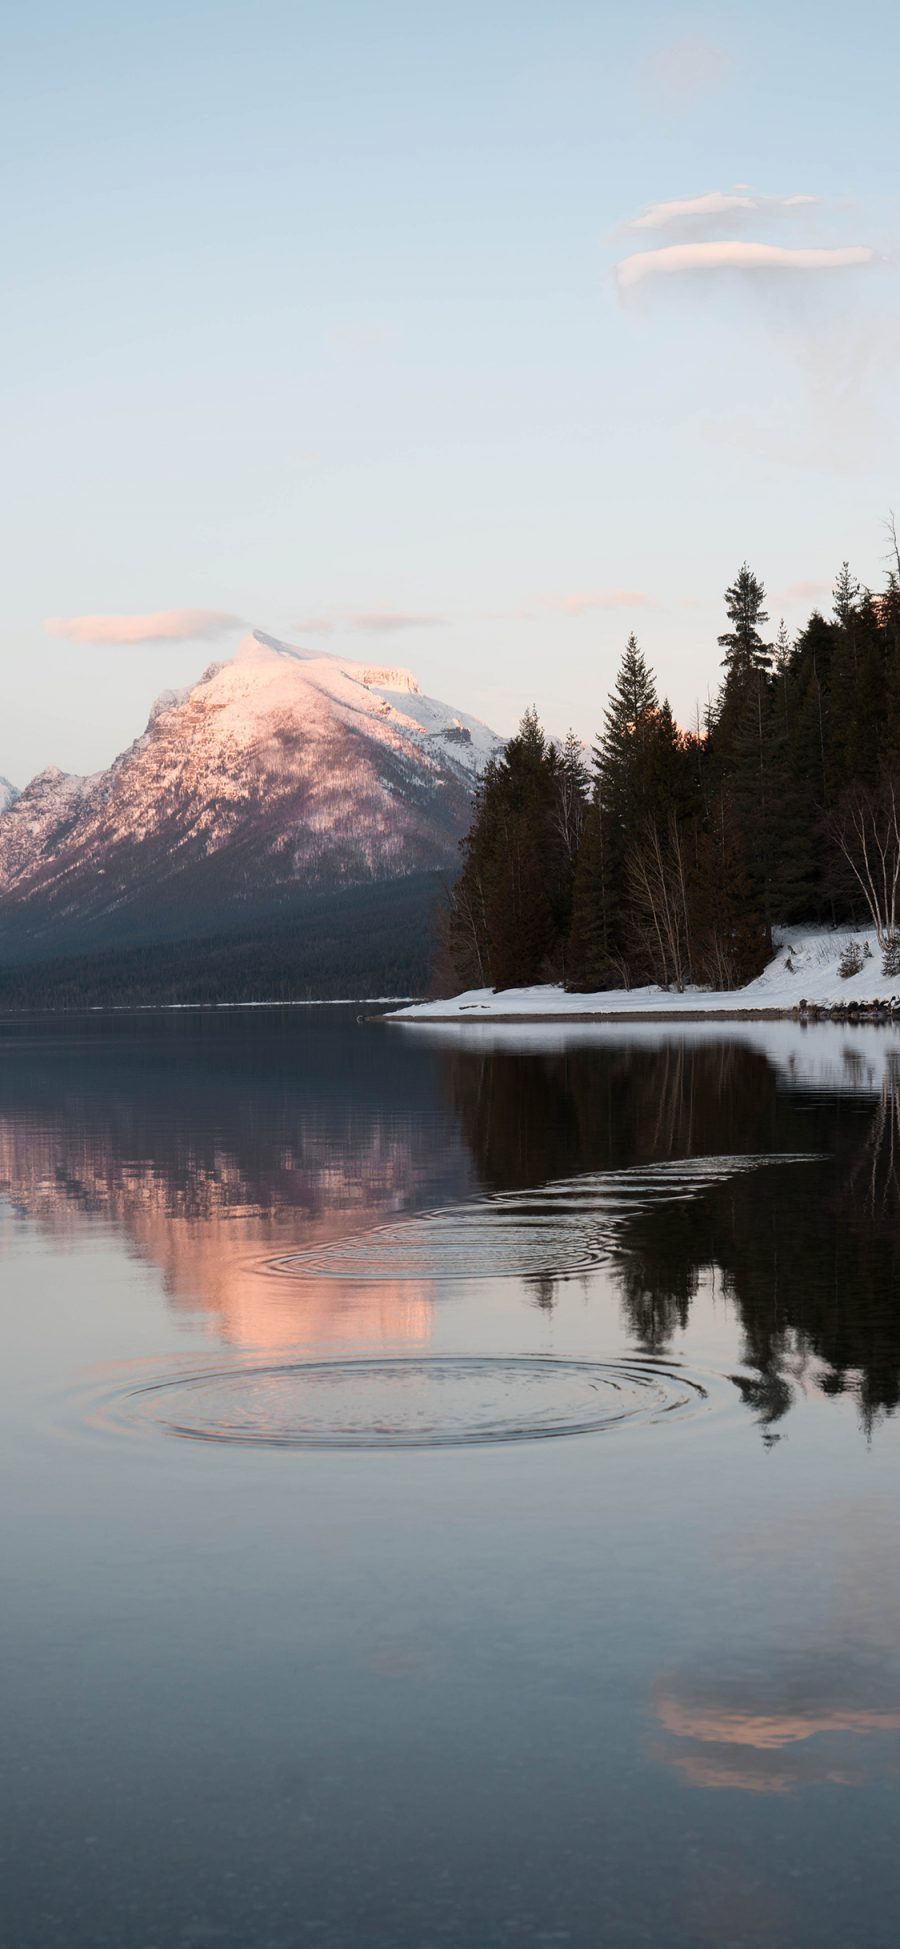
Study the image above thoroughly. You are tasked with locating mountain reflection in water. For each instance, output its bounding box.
[6,1011,900,1949]
[0,1013,899,1433]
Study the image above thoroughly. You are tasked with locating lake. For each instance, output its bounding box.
[2,1007,900,1947]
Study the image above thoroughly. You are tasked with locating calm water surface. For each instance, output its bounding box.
[2,1008,900,1946]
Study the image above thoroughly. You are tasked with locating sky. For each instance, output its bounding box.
[4,0,900,785]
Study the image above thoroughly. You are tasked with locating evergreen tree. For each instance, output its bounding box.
[437,520,900,999]
[717,564,772,684]
[567,799,623,990]
[725,673,815,927]
[829,593,884,793]
[447,709,571,991]
[595,634,661,833]
[833,560,860,629]
[688,796,768,989]
[573,635,665,984]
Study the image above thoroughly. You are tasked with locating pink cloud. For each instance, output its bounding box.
[46,608,244,646]
[293,615,336,637]
[290,608,446,638]
[616,241,875,291]
[543,589,652,616]
[350,611,445,633]
[773,579,832,605]
[624,189,818,236]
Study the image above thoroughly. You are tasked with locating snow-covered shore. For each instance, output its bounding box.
[388,928,900,1023]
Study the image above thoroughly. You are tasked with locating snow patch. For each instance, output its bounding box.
[389,928,900,1022]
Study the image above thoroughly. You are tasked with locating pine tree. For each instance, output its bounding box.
[833,560,860,629]
[567,800,624,989]
[572,635,663,984]
[829,594,884,793]
[447,709,569,991]
[439,522,900,999]
[487,709,558,989]
[717,564,772,683]
[595,634,660,832]
[724,673,815,927]
[688,795,768,989]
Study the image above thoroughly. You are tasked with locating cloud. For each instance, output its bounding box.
[349,611,445,633]
[773,579,832,606]
[616,241,876,292]
[293,615,336,637]
[291,609,446,639]
[624,189,819,237]
[642,36,733,111]
[46,608,244,646]
[539,589,652,617]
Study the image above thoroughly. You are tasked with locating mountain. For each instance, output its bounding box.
[0,631,499,992]
[0,777,18,814]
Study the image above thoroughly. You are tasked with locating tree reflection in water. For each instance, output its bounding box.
[439,1033,900,1437]
[1,1014,899,1438]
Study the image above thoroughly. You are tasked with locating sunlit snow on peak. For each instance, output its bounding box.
[225,629,498,780]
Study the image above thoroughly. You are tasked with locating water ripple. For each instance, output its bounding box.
[80,1354,709,1451]
[268,1155,816,1285]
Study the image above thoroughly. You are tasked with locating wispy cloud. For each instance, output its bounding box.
[293,615,336,637]
[624,189,818,237]
[773,579,832,605]
[292,609,446,640]
[46,608,244,646]
[524,589,652,619]
[616,241,875,292]
[350,611,444,633]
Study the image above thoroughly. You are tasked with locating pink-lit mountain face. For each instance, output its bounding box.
[0,631,499,952]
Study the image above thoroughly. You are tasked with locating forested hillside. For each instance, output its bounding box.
[439,542,900,995]
[0,873,441,1010]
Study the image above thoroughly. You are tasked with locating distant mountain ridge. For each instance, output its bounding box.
[0,630,499,977]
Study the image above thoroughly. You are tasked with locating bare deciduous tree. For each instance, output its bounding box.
[627,813,692,992]
[552,731,589,868]
[829,779,900,951]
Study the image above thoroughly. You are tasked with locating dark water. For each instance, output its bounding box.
[2,1009,900,1947]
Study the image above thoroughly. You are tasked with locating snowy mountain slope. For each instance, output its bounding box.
[0,776,19,814]
[0,631,500,952]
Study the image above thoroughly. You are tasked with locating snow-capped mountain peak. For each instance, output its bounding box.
[157,628,499,781]
[0,628,500,952]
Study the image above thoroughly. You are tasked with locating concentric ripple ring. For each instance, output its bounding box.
[87,1355,709,1450]
[267,1158,816,1286]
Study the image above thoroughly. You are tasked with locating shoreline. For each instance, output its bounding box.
[384,1005,794,1023]
[381,932,900,1027]
[383,1013,900,1029]
[383,1004,900,1025]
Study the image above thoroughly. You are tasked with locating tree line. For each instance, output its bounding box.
[439,540,900,993]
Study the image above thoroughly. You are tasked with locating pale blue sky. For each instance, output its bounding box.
[4,0,900,783]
